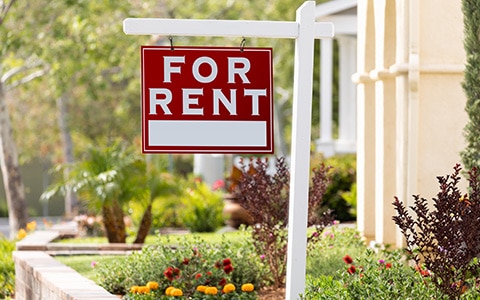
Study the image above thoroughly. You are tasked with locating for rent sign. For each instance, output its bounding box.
[141,46,274,153]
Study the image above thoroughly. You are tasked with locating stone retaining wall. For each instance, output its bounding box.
[13,251,118,300]
[13,230,136,300]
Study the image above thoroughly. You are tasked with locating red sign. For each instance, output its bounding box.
[141,46,274,153]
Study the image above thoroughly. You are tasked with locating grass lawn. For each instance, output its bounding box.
[55,229,250,245]
[55,255,120,281]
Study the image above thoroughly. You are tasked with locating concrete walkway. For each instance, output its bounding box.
[0,217,74,238]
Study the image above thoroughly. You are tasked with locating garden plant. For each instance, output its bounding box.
[393,164,480,299]
[95,233,265,299]
[233,156,334,287]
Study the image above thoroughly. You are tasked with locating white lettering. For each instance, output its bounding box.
[149,88,172,115]
[182,88,204,115]
[244,89,266,116]
[228,57,251,84]
[213,89,237,115]
[192,57,218,83]
[164,56,185,83]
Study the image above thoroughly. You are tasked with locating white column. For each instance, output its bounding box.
[354,0,376,242]
[193,154,225,187]
[316,38,335,157]
[336,36,357,153]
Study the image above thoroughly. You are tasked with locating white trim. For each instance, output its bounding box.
[315,0,357,19]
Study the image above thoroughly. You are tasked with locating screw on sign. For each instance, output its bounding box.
[141,46,274,154]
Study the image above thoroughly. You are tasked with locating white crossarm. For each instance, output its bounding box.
[123,18,334,39]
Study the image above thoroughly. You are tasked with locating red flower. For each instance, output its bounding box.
[164,267,174,280]
[347,265,356,274]
[222,258,232,266]
[195,273,202,280]
[223,264,234,274]
[182,258,190,265]
[219,278,227,286]
[415,264,430,277]
[172,268,181,276]
[207,271,212,276]
[385,263,392,269]
[343,255,354,264]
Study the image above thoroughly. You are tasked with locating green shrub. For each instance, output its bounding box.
[180,180,225,233]
[96,234,264,298]
[312,154,356,221]
[128,172,186,231]
[306,226,365,279]
[0,236,15,298]
[302,249,448,300]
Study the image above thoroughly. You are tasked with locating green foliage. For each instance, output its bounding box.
[306,226,365,279]
[0,199,8,217]
[96,233,264,298]
[312,154,357,221]
[302,249,448,300]
[180,180,225,233]
[128,171,184,231]
[461,0,480,170]
[0,236,15,298]
[42,141,149,243]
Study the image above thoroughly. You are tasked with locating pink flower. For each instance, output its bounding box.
[91,261,97,268]
[212,179,225,191]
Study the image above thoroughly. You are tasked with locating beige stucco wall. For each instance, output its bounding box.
[356,0,467,246]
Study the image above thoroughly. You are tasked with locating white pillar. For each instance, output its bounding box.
[316,38,335,157]
[336,35,357,153]
[193,154,225,187]
[354,0,376,242]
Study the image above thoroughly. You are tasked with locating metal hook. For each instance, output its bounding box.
[169,36,174,50]
[240,37,246,52]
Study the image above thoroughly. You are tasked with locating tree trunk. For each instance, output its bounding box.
[57,93,77,217]
[102,200,126,243]
[0,82,28,239]
[133,203,152,244]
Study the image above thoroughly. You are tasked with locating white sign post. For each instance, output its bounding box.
[124,2,334,299]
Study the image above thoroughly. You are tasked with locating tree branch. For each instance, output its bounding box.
[0,0,17,27]
[1,56,45,83]
[5,68,49,91]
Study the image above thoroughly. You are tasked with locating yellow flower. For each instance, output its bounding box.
[138,286,150,294]
[146,281,159,290]
[26,221,36,231]
[171,288,183,296]
[165,286,175,296]
[16,229,27,240]
[130,286,140,294]
[196,285,207,293]
[222,283,236,294]
[241,283,255,292]
[204,286,218,295]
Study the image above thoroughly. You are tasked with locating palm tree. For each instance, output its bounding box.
[42,141,148,243]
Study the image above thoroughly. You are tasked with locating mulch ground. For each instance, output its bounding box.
[258,287,285,300]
